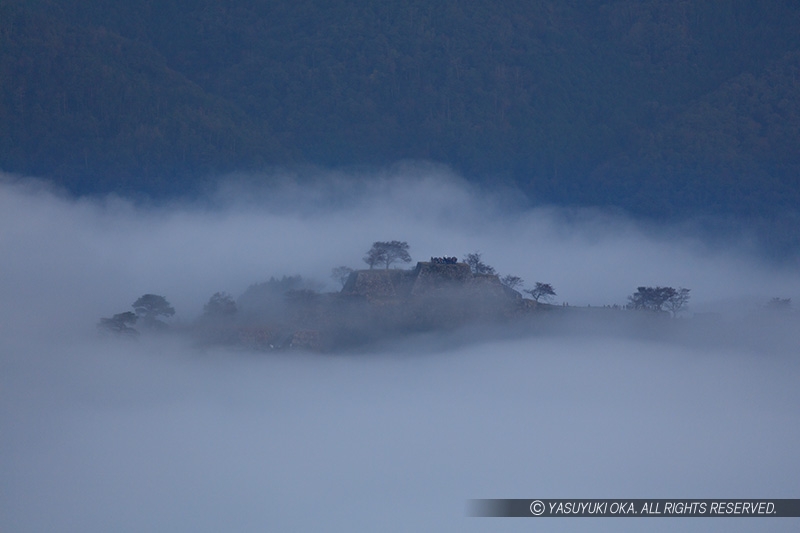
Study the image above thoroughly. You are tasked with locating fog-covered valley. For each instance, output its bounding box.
[2,169,799,532]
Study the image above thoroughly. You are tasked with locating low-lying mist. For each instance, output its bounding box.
[2,168,799,532]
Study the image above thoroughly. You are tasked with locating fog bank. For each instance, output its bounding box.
[1,170,799,532]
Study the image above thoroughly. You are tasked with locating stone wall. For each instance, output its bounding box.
[342,262,520,303]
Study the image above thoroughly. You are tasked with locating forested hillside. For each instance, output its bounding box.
[2,0,799,220]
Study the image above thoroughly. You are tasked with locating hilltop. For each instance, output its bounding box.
[224,262,536,351]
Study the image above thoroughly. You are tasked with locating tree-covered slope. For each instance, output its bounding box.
[2,0,799,218]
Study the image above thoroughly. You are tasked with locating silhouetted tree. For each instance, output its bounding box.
[203,292,237,317]
[363,241,411,269]
[331,266,354,288]
[627,286,676,313]
[500,275,524,291]
[133,294,175,328]
[463,252,496,275]
[525,282,556,302]
[664,287,691,317]
[98,311,139,336]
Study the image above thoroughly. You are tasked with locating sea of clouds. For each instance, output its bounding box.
[2,167,799,532]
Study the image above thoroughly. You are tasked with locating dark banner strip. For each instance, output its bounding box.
[469,499,800,517]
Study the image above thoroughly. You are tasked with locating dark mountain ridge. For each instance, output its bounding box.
[3,0,799,239]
